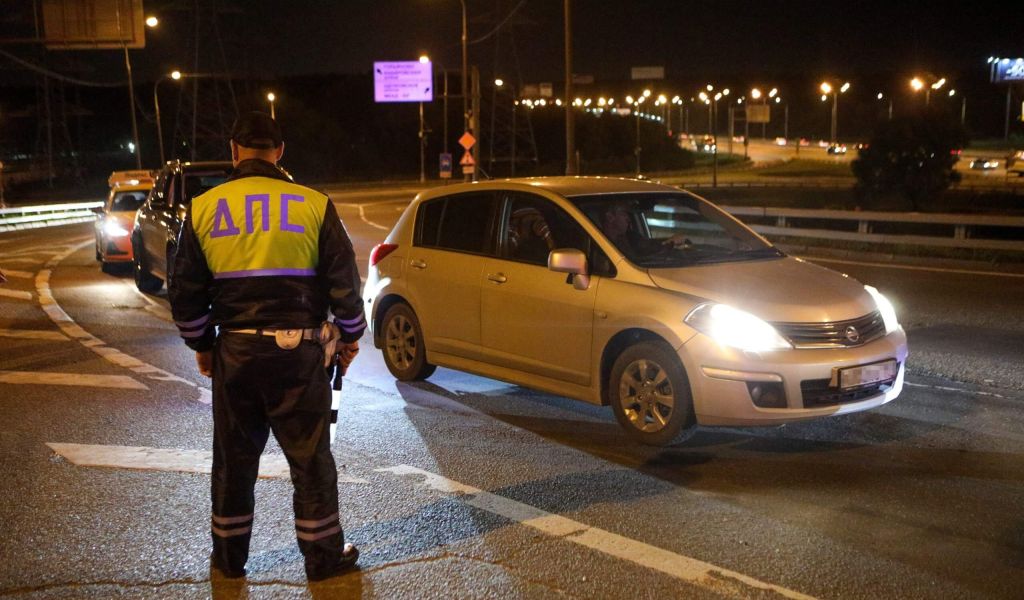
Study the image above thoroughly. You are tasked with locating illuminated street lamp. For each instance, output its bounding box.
[820,81,849,143]
[877,91,893,120]
[266,92,277,119]
[153,70,183,165]
[911,75,945,107]
[145,16,159,27]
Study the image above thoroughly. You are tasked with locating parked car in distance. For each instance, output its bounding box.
[699,135,717,152]
[969,157,999,170]
[1006,150,1024,176]
[364,177,907,446]
[94,170,154,273]
[826,143,848,155]
[131,160,233,293]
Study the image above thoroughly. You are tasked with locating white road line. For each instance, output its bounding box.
[0,328,68,341]
[0,370,148,389]
[803,256,1024,279]
[36,240,212,404]
[905,380,1007,399]
[2,257,43,265]
[47,442,369,482]
[0,288,33,300]
[378,465,816,600]
[357,205,391,231]
[0,269,34,278]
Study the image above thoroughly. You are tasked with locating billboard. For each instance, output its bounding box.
[43,0,146,50]
[746,105,770,124]
[631,66,664,80]
[994,59,1024,83]
[374,61,433,103]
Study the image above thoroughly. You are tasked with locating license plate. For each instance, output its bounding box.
[837,360,897,389]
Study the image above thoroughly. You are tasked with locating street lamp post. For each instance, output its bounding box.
[911,76,945,107]
[153,70,182,166]
[267,92,276,119]
[820,81,849,143]
[116,8,159,168]
[877,92,893,120]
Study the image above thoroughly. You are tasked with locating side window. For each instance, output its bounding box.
[165,173,177,208]
[502,193,611,274]
[417,192,497,254]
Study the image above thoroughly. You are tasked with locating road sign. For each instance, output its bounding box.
[631,66,665,80]
[373,61,433,103]
[459,132,476,150]
[747,105,770,123]
[439,153,453,179]
[460,152,475,166]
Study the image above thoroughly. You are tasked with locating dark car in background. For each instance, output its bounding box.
[131,160,233,293]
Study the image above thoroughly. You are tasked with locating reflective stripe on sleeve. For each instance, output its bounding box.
[175,313,211,329]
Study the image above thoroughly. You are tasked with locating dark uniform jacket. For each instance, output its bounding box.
[169,159,366,351]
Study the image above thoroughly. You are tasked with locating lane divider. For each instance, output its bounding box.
[35,239,212,404]
[377,464,817,600]
[1,370,148,389]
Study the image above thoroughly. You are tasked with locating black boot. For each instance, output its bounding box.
[305,543,359,581]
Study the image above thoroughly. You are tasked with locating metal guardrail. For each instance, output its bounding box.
[717,205,1024,252]
[0,201,102,232]
[2,198,1022,254]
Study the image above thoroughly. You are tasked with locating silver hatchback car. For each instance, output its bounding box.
[364,177,907,445]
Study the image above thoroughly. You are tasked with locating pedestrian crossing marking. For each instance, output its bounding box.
[0,328,68,341]
[0,370,148,389]
[47,443,369,482]
[0,269,34,279]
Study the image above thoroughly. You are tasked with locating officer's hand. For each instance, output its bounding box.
[339,341,360,368]
[196,350,213,377]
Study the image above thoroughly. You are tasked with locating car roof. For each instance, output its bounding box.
[417,176,683,202]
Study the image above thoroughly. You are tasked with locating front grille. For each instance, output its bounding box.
[773,311,886,348]
[801,378,894,407]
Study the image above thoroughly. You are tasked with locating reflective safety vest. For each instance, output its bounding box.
[191,176,328,279]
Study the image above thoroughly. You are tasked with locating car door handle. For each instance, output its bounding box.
[410,259,427,269]
[487,273,508,284]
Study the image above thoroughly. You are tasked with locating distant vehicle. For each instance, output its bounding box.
[818,140,831,148]
[969,158,999,170]
[676,134,697,150]
[364,177,907,445]
[774,137,788,146]
[826,143,848,155]
[94,170,154,273]
[797,138,811,147]
[131,160,233,293]
[699,135,716,152]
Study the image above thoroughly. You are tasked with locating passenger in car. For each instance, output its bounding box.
[507,207,556,263]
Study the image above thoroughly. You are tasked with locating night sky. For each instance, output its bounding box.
[11,0,1015,86]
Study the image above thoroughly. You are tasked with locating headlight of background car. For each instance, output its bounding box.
[864,285,899,333]
[684,303,792,352]
[103,220,130,238]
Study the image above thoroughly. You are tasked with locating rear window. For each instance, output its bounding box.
[179,170,231,205]
[110,190,148,212]
[416,192,497,254]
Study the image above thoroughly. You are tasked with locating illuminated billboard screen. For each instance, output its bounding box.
[994,59,1024,83]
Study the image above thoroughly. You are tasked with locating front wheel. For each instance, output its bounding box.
[609,341,695,446]
[381,303,436,381]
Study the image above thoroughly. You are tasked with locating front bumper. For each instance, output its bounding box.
[680,328,908,426]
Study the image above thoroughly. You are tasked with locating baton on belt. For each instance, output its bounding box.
[327,353,344,444]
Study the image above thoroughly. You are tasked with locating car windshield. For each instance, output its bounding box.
[183,171,230,204]
[110,190,149,212]
[570,192,784,268]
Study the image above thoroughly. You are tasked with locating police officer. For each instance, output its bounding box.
[169,112,364,581]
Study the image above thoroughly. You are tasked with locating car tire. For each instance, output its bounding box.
[132,235,163,294]
[381,303,436,381]
[609,341,695,446]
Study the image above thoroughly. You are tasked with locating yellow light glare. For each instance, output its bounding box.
[910,77,924,91]
[145,16,158,27]
[171,70,182,80]
[840,82,851,93]
[820,82,832,94]
[643,89,651,97]
[419,55,430,64]
[751,88,762,100]
[267,92,276,102]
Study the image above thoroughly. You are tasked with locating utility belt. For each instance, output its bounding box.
[225,327,321,350]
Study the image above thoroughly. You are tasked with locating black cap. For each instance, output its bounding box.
[230,111,282,149]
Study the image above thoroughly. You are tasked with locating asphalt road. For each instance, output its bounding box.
[1,194,1022,599]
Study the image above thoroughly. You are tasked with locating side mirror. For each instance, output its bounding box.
[548,248,590,291]
[90,206,105,215]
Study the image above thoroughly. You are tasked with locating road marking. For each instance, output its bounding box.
[0,370,148,389]
[0,328,68,340]
[378,464,816,600]
[0,288,33,300]
[2,257,44,265]
[905,380,1007,399]
[0,269,34,278]
[35,240,211,404]
[357,205,391,231]
[47,442,369,482]
[804,256,1024,279]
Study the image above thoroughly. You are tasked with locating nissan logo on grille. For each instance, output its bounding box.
[845,325,861,344]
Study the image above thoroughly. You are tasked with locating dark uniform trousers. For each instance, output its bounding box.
[210,332,345,573]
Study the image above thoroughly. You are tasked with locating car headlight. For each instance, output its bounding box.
[684,303,792,352]
[864,285,899,334]
[103,220,130,238]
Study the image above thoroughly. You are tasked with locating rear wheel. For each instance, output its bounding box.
[381,303,436,381]
[609,341,695,446]
[132,235,163,293]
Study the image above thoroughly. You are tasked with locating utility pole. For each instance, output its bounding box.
[564,0,576,175]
